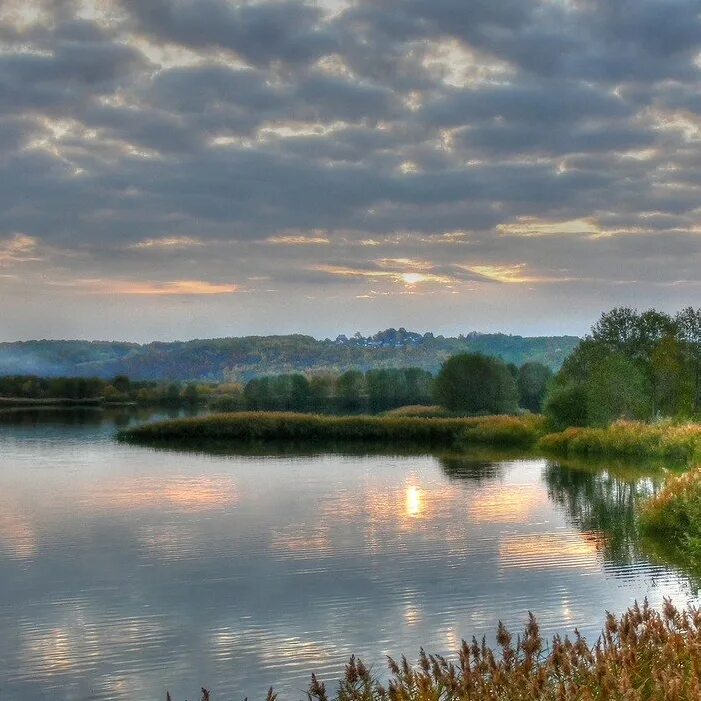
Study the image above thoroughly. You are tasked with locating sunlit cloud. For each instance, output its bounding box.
[467,264,572,284]
[59,279,239,296]
[420,38,514,88]
[497,218,600,238]
[0,234,40,266]
[266,234,330,245]
[312,264,453,288]
[129,236,204,250]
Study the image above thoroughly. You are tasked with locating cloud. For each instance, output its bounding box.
[57,279,239,295]
[266,234,330,245]
[2,0,701,338]
[0,234,40,265]
[129,236,204,250]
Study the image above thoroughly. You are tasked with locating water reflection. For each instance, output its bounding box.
[544,459,664,566]
[0,411,699,701]
[405,486,424,518]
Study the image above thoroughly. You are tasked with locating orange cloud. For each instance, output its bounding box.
[63,279,239,295]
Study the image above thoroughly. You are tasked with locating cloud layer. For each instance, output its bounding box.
[1,0,701,340]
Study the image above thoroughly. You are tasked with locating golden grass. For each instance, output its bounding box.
[382,405,452,417]
[175,600,701,701]
[539,421,701,463]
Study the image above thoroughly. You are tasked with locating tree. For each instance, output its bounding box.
[675,307,701,412]
[548,306,695,425]
[517,362,552,412]
[112,375,131,394]
[544,382,588,429]
[336,370,366,412]
[650,336,694,418]
[433,353,519,414]
[585,353,648,427]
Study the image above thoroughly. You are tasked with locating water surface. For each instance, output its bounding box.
[0,408,698,700]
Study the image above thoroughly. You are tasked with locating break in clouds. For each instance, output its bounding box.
[1,0,701,340]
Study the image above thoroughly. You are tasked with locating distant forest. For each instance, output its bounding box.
[0,328,580,382]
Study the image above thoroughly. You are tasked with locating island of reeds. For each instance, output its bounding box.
[118,412,547,448]
[172,600,701,701]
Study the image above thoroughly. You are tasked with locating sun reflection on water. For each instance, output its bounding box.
[405,485,424,518]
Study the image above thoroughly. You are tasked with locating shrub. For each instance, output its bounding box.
[172,600,701,701]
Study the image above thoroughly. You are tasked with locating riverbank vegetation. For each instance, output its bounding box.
[175,600,701,701]
[119,413,547,448]
[540,421,701,464]
[545,307,701,429]
[640,467,701,566]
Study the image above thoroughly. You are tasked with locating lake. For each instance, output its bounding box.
[0,408,698,701]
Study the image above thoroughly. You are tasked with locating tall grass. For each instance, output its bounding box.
[174,600,701,701]
[640,466,701,565]
[539,421,701,464]
[119,412,546,448]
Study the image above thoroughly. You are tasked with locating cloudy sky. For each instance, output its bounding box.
[1,0,701,341]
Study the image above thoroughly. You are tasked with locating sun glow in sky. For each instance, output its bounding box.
[2,0,701,340]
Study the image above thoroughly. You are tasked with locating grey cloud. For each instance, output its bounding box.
[2,0,701,339]
[118,0,338,67]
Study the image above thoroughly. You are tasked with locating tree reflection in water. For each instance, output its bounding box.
[544,458,666,566]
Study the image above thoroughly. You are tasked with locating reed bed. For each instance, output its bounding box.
[539,421,701,463]
[175,600,701,701]
[382,405,452,418]
[640,466,701,563]
[119,412,546,448]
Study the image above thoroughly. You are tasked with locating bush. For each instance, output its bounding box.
[640,466,701,563]
[173,601,701,701]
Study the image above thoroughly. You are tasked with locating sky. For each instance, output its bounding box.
[1,0,701,342]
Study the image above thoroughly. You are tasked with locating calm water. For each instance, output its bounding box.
[0,408,698,701]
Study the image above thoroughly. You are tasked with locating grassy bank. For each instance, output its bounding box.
[539,421,701,464]
[640,466,701,565]
[0,396,103,407]
[174,600,701,701]
[119,412,546,448]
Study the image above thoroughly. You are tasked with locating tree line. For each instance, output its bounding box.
[0,359,553,415]
[544,306,701,428]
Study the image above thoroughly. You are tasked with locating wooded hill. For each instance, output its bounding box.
[0,329,579,382]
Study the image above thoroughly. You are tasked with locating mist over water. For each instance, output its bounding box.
[0,408,697,700]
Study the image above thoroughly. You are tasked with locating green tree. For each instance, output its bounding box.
[585,353,648,427]
[517,362,552,412]
[336,370,367,412]
[544,382,588,429]
[433,353,518,414]
[675,307,701,413]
